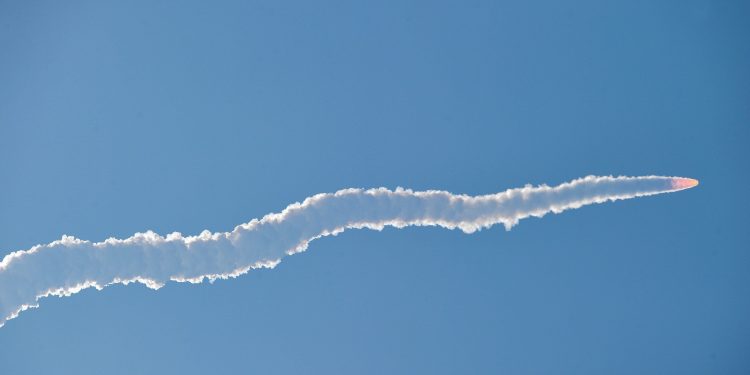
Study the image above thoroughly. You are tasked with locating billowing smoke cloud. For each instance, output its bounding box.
[0,175,697,328]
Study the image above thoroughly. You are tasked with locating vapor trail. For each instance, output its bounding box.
[0,175,697,328]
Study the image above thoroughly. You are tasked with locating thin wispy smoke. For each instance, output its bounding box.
[0,175,697,328]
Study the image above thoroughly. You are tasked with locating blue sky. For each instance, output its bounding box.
[1,1,748,374]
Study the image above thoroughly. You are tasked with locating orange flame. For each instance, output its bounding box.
[671,177,699,191]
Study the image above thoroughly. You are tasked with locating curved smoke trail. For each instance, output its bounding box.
[0,175,697,328]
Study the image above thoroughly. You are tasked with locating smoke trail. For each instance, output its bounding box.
[0,175,697,328]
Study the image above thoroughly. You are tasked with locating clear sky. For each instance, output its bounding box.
[1,1,748,374]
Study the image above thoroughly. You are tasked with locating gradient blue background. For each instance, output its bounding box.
[1,1,748,373]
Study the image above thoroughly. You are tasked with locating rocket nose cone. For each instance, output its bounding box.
[671,177,699,191]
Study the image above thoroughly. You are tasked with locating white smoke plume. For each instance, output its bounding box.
[0,175,697,328]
